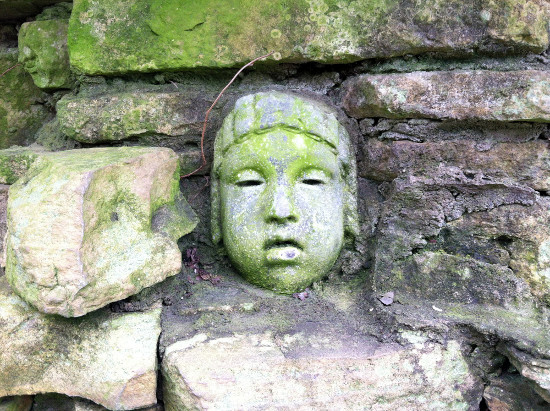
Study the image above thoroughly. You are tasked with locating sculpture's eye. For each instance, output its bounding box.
[236,180,263,187]
[302,179,324,186]
[234,170,264,187]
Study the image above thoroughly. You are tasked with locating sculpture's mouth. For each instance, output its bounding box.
[264,239,302,263]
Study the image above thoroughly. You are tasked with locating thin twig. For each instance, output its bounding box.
[181,51,275,178]
[0,63,21,78]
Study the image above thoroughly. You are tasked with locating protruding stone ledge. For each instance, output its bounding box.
[68,0,549,75]
[343,70,550,122]
[0,277,161,410]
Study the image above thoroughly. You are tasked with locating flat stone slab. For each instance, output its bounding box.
[343,70,550,122]
[0,277,161,410]
[5,147,198,317]
[56,91,210,143]
[162,331,482,410]
[67,0,549,75]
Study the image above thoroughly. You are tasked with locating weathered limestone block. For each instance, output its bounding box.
[0,0,66,21]
[0,396,32,411]
[372,171,550,308]
[0,276,161,410]
[0,146,41,184]
[0,48,51,148]
[360,139,550,191]
[343,70,550,122]
[499,343,550,403]
[56,91,210,143]
[18,19,73,90]
[162,332,482,410]
[483,374,550,411]
[67,0,549,75]
[5,147,198,317]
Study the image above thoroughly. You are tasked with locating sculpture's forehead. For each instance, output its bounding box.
[219,131,339,174]
[216,92,341,154]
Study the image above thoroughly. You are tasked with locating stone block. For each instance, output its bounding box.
[343,70,550,122]
[5,147,198,317]
[0,276,161,410]
[18,19,73,90]
[360,139,550,191]
[67,0,549,75]
[0,48,51,148]
[162,332,482,410]
[56,90,210,143]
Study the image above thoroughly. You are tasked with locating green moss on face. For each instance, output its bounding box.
[0,49,51,148]
[18,19,73,90]
[212,92,357,294]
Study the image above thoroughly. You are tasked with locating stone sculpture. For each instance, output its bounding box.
[211,92,358,293]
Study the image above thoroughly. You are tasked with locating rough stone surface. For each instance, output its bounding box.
[56,90,211,144]
[162,332,481,410]
[0,396,32,411]
[68,0,550,75]
[0,146,41,184]
[0,48,51,148]
[499,343,550,403]
[343,70,550,122]
[0,276,161,410]
[483,374,550,411]
[360,139,550,191]
[18,19,73,90]
[5,147,198,317]
[0,0,66,21]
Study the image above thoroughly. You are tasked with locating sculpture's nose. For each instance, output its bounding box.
[265,183,298,223]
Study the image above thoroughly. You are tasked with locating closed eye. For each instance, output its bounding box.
[302,179,324,186]
[236,180,263,187]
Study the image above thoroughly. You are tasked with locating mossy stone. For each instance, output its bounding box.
[18,19,73,90]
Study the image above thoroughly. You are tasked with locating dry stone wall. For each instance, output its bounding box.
[1,0,550,410]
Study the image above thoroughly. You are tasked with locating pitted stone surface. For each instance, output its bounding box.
[343,70,550,122]
[67,0,549,75]
[162,332,482,410]
[5,147,198,317]
[0,277,161,410]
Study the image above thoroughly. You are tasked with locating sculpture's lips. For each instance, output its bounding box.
[264,239,302,263]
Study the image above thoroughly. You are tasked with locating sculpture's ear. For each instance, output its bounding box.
[210,173,222,244]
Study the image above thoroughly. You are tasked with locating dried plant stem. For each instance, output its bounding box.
[181,51,274,178]
[0,63,21,78]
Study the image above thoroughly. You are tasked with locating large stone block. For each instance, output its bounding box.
[18,19,73,90]
[5,147,198,317]
[0,277,161,410]
[343,70,550,122]
[0,48,51,148]
[67,0,549,75]
[56,90,211,144]
[162,332,482,410]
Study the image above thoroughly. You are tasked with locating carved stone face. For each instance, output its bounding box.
[211,92,357,293]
